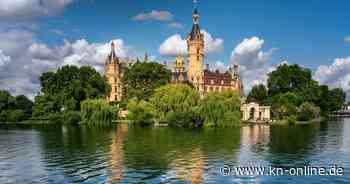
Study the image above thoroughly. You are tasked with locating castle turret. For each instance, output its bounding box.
[144,53,148,63]
[105,42,123,102]
[174,55,185,73]
[187,8,204,96]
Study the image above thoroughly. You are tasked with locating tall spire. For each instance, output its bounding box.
[144,53,148,62]
[109,41,117,61]
[189,1,201,40]
[192,0,199,25]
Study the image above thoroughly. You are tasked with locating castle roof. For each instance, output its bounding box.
[204,69,235,86]
[189,8,202,40]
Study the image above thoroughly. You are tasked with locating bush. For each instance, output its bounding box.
[127,99,155,126]
[297,102,320,121]
[80,99,118,126]
[0,110,27,122]
[8,110,27,122]
[286,115,297,125]
[198,91,241,127]
[149,84,200,122]
[166,110,203,128]
[62,111,81,125]
[48,113,63,124]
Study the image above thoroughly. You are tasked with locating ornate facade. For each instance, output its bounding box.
[241,102,271,122]
[172,8,244,96]
[187,9,205,96]
[105,42,126,102]
[172,55,187,82]
[106,7,244,102]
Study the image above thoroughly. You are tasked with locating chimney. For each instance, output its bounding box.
[206,64,210,70]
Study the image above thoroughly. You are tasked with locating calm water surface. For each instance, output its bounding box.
[0,119,350,183]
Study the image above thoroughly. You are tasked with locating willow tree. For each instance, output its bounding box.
[80,99,118,126]
[149,84,200,123]
[198,91,241,127]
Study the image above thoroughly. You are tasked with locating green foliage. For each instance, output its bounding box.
[247,84,268,105]
[32,95,57,118]
[123,62,171,101]
[0,109,26,122]
[48,113,63,124]
[0,90,33,122]
[127,99,155,126]
[297,102,320,121]
[268,64,313,96]
[80,99,118,126]
[166,110,203,128]
[62,111,82,125]
[149,84,200,122]
[32,65,109,119]
[198,91,241,127]
[264,64,346,119]
[330,88,346,111]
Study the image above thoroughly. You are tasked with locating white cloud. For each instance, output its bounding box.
[168,22,183,29]
[230,36,278,93]
[132,10,173,22]
[0,29,35,54]
[0,29,132,99]
[0,0,73,21]
[202,30,224,54]
[0,50,10,68]
[345,36,350,43]
[209,60,229,72]
[158,30,224,56]
[314,57,350,96]
[231,37,277,70]
[49,29,64,36]
[158,34,187,56]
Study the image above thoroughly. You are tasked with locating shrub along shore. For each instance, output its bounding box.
[0,63,346,127]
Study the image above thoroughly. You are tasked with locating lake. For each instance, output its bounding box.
[0,119,350,183]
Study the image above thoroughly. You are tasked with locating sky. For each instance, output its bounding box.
[0,0,350,99]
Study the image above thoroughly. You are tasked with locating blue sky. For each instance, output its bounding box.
[35,0,350,68]
[0,0,349,98]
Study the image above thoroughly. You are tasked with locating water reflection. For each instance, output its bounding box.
[108,124,128,183]
[0,119,350,183]
[169,147,205,184]
[241,125,270,154]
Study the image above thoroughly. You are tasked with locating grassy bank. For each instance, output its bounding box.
[270,118,322,125]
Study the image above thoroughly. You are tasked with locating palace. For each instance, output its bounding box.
[105,42,127,102]
[172,8,243,96]
[105,7,244,102]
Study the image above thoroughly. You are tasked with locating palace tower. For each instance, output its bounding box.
[187,8,205,96]
[105,42,124,102]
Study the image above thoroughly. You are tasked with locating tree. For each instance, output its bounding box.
[127,99,155,126]
[166,110,203,128]
[297,102,320,121]
[328,88,346,112]
[0,90,16,110]
[266,63,346,118]
[123,62,171,101]
[316,86,346,114]
[0,90,33,122]
[15,95,33,117]
[80,99,118,126]
[268,92,301,119]
[247,84,268,104]
[267,64,313,96]
[32,65,109,119]
[198,91,241,127]
[149,84,200,123]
